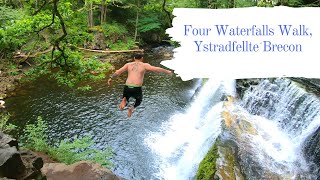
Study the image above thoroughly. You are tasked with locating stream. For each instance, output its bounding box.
[6,51,199,179]
[5,49,320,179]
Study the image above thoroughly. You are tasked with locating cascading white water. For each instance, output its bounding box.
[238,78,320,178]
[242,78,320,139]
[145,78,319,179]
[145,79,236,180]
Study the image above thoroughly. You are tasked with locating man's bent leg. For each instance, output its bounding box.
[127,86,142,118]
[120,86,131,110]
[133,98,142,108]
[119,97,127,110]
[128,105,134,118]
[127,96,142,118]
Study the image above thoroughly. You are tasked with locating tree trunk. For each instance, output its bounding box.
[229,0,235,8]
[88,3,93,28]
[100,3,107,24]
[162,0,172,26]
[134,0,140,42]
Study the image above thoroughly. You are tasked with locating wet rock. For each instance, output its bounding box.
[220,97,313,179]
[150,46,174,59]
[215,139,244,180]
[236,79,262,99]
[303,126,320,176]
[290,77,320,96]
[196,137,245,180]
[41,161,124,180]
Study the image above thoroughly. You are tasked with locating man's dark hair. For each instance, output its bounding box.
[133,53,143,60]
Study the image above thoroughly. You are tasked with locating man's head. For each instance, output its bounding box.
[133,53,143,61]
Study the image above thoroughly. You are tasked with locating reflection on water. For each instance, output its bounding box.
[6,53,198,179]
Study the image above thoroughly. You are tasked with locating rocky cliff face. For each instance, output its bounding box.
[0,131,44,179]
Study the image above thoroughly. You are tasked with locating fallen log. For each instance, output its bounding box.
[78,47,144,53]
[13,47,54,66]
[13,47,53,59]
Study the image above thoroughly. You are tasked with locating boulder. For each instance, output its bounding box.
[0,146,25,179]
[0,132,18,149]
[0,132,44,179]
[41,161,124,180]
[215,139,244,180]
[0,132,25,178]
[20,150,44,179]
[93,32,106,50]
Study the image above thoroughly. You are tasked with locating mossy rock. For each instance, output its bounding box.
[202,78,209,86]
[196,139,219,180]
[0,93,7,100]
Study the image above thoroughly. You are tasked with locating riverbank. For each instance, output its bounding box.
[0,131,123,179]
[0,60,26,100]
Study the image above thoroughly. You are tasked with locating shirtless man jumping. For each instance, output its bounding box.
[108,53,172,117]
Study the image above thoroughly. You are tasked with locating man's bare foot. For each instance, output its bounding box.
[119,97,126,110]
[128,106,134,118]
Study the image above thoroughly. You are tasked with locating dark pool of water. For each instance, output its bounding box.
[6,52,198,179]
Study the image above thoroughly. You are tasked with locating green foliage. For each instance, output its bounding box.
[8,70,19,76]
[0,113,17,134]
[53,72,77,88]
[24,116,49,151]
[23,66,50,82]
[23,116,113,168]
[257,0,274,7]
[7,62,17,70]
[102,21,128,37]
[236,0,257,7]
[138,16,161,33]
[0,6,23,26]
[107,38,136,50]
[287,0,303,6]
[77,85,92,91]
[49,136,113,167]
[65,11,92,46]
[0,9,52,57]
[48,50,111,87]
[196,141,219,180]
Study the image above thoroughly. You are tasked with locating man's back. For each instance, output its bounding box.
[126,62,146,86]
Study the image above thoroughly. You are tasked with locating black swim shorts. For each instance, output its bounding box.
[122,85,143,108]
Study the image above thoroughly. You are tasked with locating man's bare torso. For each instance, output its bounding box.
[125,62,146,86]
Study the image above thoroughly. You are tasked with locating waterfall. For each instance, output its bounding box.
[145,79,235,180]
[237,78,320,178]
[241,78,320,140]
[145,78,319,179]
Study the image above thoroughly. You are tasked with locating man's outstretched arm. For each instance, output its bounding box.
[108,64,128,85]
[144,63,172,75]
